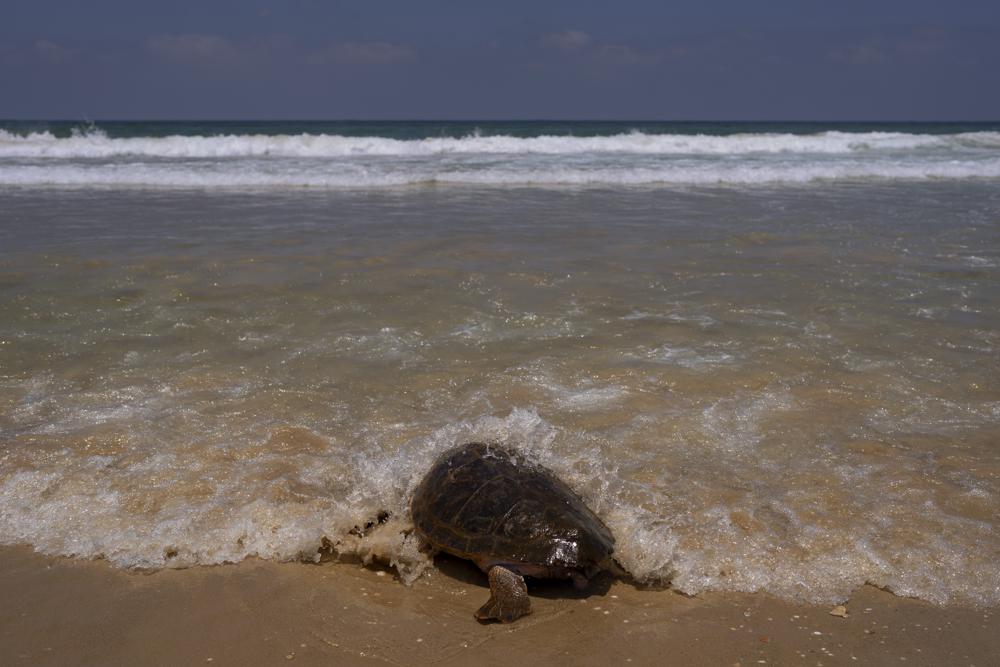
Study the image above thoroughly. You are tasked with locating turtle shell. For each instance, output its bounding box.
[411,442,615,572]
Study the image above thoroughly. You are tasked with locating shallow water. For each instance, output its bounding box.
[1,183,999,606]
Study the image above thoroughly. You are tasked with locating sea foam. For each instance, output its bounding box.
[1,129,998,188]
[3,405,998,607]
[2,129,998,158]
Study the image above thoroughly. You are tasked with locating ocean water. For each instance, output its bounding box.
[1,121,999,607]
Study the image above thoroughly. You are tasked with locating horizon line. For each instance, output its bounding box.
[3,118,1000,124]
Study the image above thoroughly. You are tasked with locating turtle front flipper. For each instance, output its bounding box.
[475,566,531,623]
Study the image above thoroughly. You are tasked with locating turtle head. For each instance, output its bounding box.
[599,554,629,580]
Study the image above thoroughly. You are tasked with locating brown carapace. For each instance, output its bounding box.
[411,442,616,623]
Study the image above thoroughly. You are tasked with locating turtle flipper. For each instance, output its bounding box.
[475,566,532,623]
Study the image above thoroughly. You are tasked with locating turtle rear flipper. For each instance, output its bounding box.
[475,566,531,623]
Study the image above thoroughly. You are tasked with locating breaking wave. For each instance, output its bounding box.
[2,129,999,158]
[1,129,998,188]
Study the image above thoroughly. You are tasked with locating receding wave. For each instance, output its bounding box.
[3,407,998,607]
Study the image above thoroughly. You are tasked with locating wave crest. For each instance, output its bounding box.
[2,129,999,159]
[1,129,998,188]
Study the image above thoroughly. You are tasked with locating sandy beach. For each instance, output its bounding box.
[1,545,995,666]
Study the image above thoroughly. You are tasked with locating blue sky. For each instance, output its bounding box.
[2,0,998,119]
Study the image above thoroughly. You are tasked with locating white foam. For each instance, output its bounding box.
[331,327,428,363]
[631,344,737,369]
[539,380,629,410]
[3,160,998,189]
[1,129,999,189]
[957,255,999,267]
[2,129,997,158]
[2,404,999,607]
[663,347,735,368]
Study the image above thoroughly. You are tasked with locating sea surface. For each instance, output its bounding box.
[1,121,999,607]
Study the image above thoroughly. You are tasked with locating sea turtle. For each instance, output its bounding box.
[410,442,616,623]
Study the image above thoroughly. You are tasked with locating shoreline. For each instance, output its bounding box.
[1,545,995,666]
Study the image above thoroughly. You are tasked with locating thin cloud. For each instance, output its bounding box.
[538,30,661,68]
[595,44,661,66]
[146,34,241,65]
[307,41,415,65]
[33,40,77,64]
[828,43,887,65]
[540,30,592,52]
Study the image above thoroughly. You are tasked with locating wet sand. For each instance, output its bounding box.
[1,545,995,666]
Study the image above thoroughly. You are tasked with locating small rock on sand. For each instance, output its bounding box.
[830,605,848,618]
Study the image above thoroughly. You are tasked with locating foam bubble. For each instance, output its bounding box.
[638,344,738,369]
